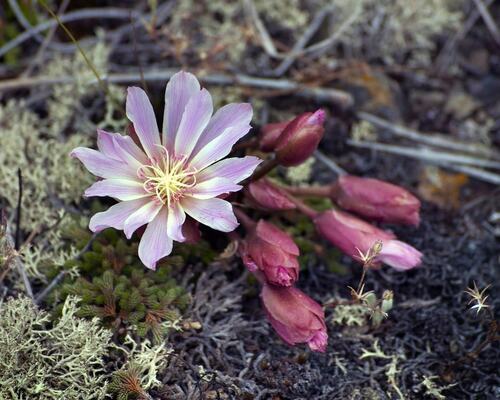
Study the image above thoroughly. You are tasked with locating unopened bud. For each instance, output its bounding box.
[240,220,299,286]
[274,109,325,167]
[260,120,291,152]
[246,179,296,211]
[331,175,421,226]
[261,284,328,352]
[381,290,394,313]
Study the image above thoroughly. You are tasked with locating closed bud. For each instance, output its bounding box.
[314,210,422,271]
[331,175,421,226]
[274,109,325,167]
[381,290,394,313]
[261,284,328,352]
[260,120,291,152]
[240,220,299,286]
[246,179,296,211]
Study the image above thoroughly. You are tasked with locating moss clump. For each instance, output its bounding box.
[57,228,190,342]
[0,296,111,399]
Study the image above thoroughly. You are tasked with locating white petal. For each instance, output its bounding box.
[126,87,160,159]
[167,203,186,242]
[70,147,136,179]
[196,156,262,183]
[189,123,251,170]
[163,71,201,151]
[189,178,242,199]
[174,88,213,158]
[182,197,238,232]
[89,198,149,232]
[84,179,148,201]
[138,208,173,270]
[193,103,252,153]
[123,200,163,239]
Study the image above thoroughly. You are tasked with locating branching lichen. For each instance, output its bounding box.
[0,296,111,399]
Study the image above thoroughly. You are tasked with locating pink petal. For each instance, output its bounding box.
[123,200,163,239]
[84,179,148,201]
[70,147,136,179]
[89,198,149,232]
[189,123,252,170]
[174,88,213,158]
[378,240,423,271]
[163,71,201,151]
[193,103,252,153]
[189,178,242,199]
[167,202,186,242]
[138,208,173,270]
[126,87,161,159]
[96,129,148,170]
[97,129,120,160]
[196,156,262,183]
[181,197,238,232]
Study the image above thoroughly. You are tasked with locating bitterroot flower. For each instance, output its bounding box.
[71,71,261,269]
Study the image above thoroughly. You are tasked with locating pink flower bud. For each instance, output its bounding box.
[314,210,422,270]
[274,109,325,167]
[240,220,299,286]
[331,175,421,226]
[261,284,328,352]
[260,120,291,152]
[246,179,296,211]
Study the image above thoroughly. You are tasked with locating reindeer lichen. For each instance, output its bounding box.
[0,296,111,399]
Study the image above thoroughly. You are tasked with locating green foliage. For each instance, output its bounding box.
[57,228,190,342]
[0,296,111,399]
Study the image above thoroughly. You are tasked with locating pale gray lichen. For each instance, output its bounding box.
[0,38,124,284]
[0,296,111,399]
[325,0,463,66]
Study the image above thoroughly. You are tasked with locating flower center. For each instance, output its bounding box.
[138,147,196,206]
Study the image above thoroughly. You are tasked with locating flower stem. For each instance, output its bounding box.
[282,184,331,197]
[282,193,319,219]
[234,207,257,230]
[250,157,279,181]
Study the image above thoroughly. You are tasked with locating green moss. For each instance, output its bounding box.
[54,228,190,342]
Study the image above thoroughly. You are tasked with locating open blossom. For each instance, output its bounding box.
[240,220,299,286]
[71,71,261,269]
[331,175,421,226]
[261,284,328,352]
[314,210,422,271]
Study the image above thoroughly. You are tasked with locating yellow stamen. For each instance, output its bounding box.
[138,147,196,207]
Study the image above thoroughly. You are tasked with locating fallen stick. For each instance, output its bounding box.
[0,70,354,108]
[347,140,500,170]
[347,140,500,185]
[358,112,498,160]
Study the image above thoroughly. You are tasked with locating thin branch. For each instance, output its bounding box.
[23,0,71,76]
[15,169,23,250]
[0,70,354,108]
[273,6,332,76]
[0,7,143,58]
[4,222,33,299]
[34,231,99,304]
[242,0,279,57]
[314,150,347,176]
[358,111,498,159]
[347,140,500,170]
[347,140,500,185]
[472,0,500,46]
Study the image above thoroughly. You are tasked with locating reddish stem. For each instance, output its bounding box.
[283,184,332,197]
[250,157,279,182]
[283,193,319,219]
[234,207,257,231]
